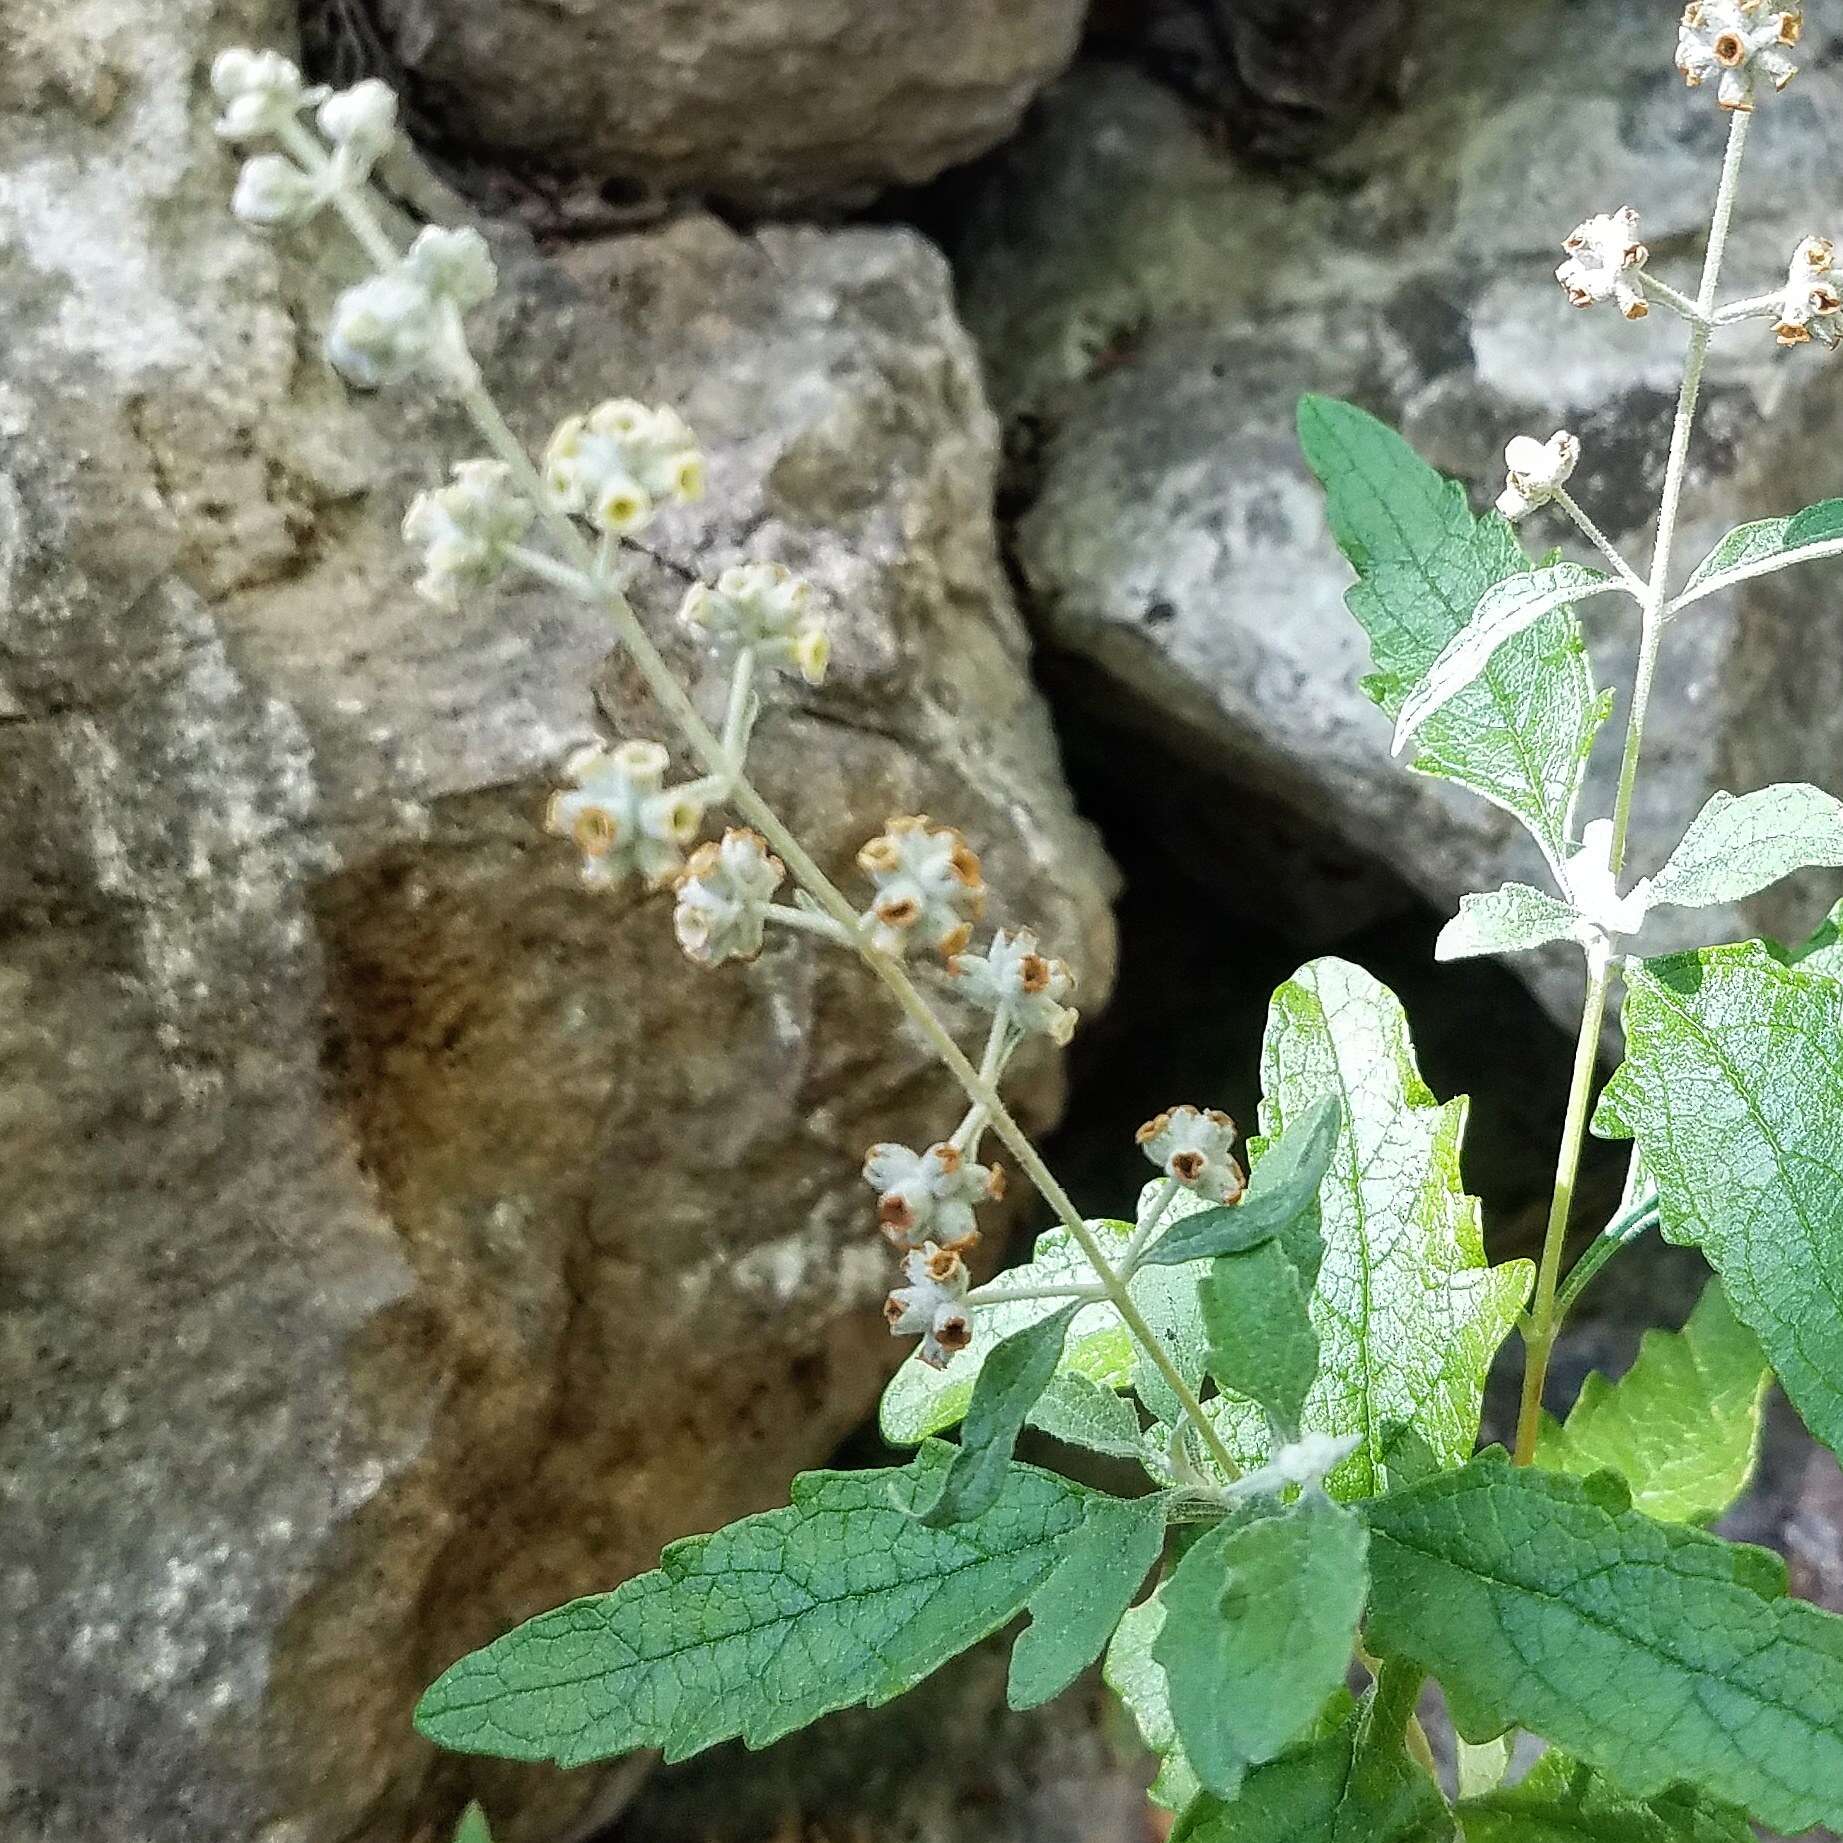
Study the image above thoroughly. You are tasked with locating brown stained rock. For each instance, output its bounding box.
[0,6,1115,1841]
[361,0,1088,217]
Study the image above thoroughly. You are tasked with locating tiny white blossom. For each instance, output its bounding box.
[544,400,707,538]
[1228,1432,1361,1501]
[1565,819,1651,941]
[231,152,326,228]
[884,1242,974,1370]
[1496,431,1581,523]
[210,47,324,142]
[1677,0,1800,111]
[544,739,705,890]
[325,227,497,388]
[856,816,986,959]
[949,928,1078,1045]
[317,79,398,170]
[1136,1105,1245,1204]
[1776,236,1843,348]
[673,828,786,965]
[862,1140,1003,1251]
[680,562,829,685]
[400,460,534,608]
[1557,209,1650,320]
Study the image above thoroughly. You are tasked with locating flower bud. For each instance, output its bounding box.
[1556,209,1649,320]
[673,829,786,965]
[856,816,985,959]
[231,153,325,228]
[544,739,705,889]
[862,1141,1003,1251]
[1136,1105,1245,1204]
[884,1242,974,1370]
[1495,431,1580,524]
[400,460,533,608]
[211,47,324,142]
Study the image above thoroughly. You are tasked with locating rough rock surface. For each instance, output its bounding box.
[364,0,1088,216]
[957,0,1843,1023]
[0,5,1115,1841]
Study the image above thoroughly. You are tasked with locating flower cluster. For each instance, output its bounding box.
[401,461,534,607]
[544,740,706,890]
[1557,209,1650,320]
[1677,1,1800,111]
[950,928,1078,1045]
[681,563,830,686]
[884,1243,973,1370]
[1137,1106,1246,1204]
[863,1141,1004,1252]
[857,817,986,958]
[1777,236,1843,348]
[545,400,706,537]
[327,228,498,389]
[1496,431,1581,524]
[673,829,786,965]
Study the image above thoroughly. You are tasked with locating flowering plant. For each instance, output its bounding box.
[215,8,1843,1833]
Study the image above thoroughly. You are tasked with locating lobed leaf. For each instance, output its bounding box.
[415,1446,1091,1767]
[1436,883,1582,963]
[1596,943,1843,1459]
[1202,1239,1320,1438]
[1365,1453,1843,1833]
[1104,1587,1203,1813]
[1392,564,1621,757]
[1156,1500,1370,1801]
[1457,1751,1754,1843]
[1298,396,1608,873]
[1535,1277,1769,1524]
[1027,1368,1146,1459]
[1646,782,1843,913]
[1008,1493,1164,1711]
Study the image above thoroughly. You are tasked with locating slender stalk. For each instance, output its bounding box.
[1639,272,1707,322]
[1714,288,1783,324]
[1554,490,1647,596]
[303,142,1245,1481]
[963,1280,1107,1308]
[1121,1176,1182,1271]
[1553,1192,1660,1326]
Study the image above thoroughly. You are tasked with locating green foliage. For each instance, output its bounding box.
[1297,396,1608,873]
[1202,1239,1320,1437]
[916,1302,1081,1526]
[1009,1494,1165,1711]
[1535,1278,1768,1524]
[1027,1368,1146,1458]
[1645,782,1843,913]
[452,1804,494,1843]
[1155,1499,1369,1800]
[1365,1454,1843,1833]
[415,1445,1094,1767]
[1680,496,1843,599]
[1256,957,1531,1495]
[1104,1587,1202,1812]
[1436,883,1583,963]
[1457,1752,1754,1842]
[1597,943,1843,1457]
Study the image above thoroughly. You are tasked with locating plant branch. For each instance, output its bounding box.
[1640,272,1707,323]
[1554,489,1647,595]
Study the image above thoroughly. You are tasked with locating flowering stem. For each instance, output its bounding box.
[1639,273,1707,323]
[763,903,856,946]
[304,151,1244,1481]
[964,1280,1108,1309]
[1714,288,1782,325]
[1120,1176,1182,1272]
[951,1012,1016,1155]
[1554,490,1647,596]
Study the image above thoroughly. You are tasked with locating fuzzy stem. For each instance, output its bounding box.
[1639,272,1706,323]
[305,145,1243,1480]
[1714,288,1783,325]
[1121,1176,1182,1272]
[1553,1190,1660,1326]
[763,904,856,946]
[1553,490,1647,596]
[963,1280,1108,1309]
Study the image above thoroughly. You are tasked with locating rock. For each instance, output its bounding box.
[364,0,1088,216]
[955,0,1843,1025]
[0,6,1115,1841]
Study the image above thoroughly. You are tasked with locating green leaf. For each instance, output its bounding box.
[1171,1697,1450,1843]
[1682,515,1794,593]
[1596,943,1843,1458]
[1393,563,1622,756]
[1254,957,1531,1496]
[1677,497,1843,609]
[1203,1239,1321,1437]
[1028,1368,1146,1459]
[1008,1493,1165,1710]
[1436,883,1583,963]
[1142,1095,1341,1275]
[1457,1751,1755,1843]
[415,1446,1090,1767]
[453,1804,494,1843]
[1785,496,1843,548]
[1534,1277,1769,1524]
[1298,396,1608,874]
[917,1303,1081,1526]
[1156,1499,1369,1800]
[1365,1453,1843,1833]
[1104,1587,1203,1813]
[1645,782,1843,912]
[1783,895,1843,976]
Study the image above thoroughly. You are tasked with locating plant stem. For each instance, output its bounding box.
[1554,490,1647,596]
[1553,1191,1659,1326]
[1515,111,1751,1466]
[302,142,1245,1481]
[1639,273,1707,322]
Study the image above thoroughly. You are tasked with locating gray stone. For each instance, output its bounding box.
[0,5,1115,1840]
[367,0,1088,216]
[957,0,1843,1024]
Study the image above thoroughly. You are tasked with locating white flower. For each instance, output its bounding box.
[543,400,707,538]
[1496,431,1581,523]
[884,1242,974,1370]
[1677,1,1800,111]
[673,828,786,965]
[317,79,398,177]
[210,47,324,142]
[1136,1105,1245,1204]
[325,227,497,388]
[543,739,705,889]
[949,928,1078,1045]
[862,1140,1003,1251]
[400,460,533,608]
[1776,236,1843,348]
[1228,1432,1361,1501]
[1557,209,1650,320]
[231,152,327,228]
[680,562,829,685]
[856,816,986,959]
[1565,819,1651,941]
